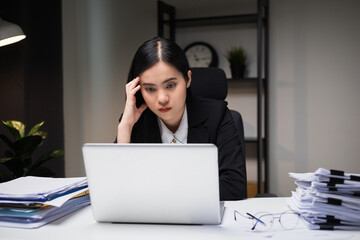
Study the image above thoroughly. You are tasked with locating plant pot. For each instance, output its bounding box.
[230,64,246,79]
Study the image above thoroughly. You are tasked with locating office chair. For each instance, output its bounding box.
[189,67,247,198]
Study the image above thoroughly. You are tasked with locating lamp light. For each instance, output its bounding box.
[0,17,26,47]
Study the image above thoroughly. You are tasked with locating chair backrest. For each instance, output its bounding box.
[189,68,246,148]
[190,68,228,100]
[190,68,247,198]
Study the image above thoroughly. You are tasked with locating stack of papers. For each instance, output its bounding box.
[0,176,90,229]
[287,168,360,230]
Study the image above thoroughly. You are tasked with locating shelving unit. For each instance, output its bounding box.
[158,0,269,194]
[227,78,265,88]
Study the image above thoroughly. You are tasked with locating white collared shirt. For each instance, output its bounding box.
[157,107,188,144]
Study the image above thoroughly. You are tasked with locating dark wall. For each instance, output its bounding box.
[0,0,64,177]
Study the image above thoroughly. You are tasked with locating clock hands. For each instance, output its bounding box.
[193,54,210,62]
[194,54,199,61]
[197,57,211,61]
[184,42,218,67]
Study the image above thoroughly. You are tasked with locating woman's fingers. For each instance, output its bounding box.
[121,76,145,126]
[126,77,142,96]
[130,84,141,95]
[126,76,140,90]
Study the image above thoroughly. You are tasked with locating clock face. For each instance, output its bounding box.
[184,42,218,68]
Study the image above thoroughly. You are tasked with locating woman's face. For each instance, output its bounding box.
[139,61,191,132]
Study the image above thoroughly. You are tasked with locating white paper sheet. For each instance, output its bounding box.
[0,176,87,200]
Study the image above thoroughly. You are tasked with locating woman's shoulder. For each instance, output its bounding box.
[193,95,228,111]
[187,95,229,124]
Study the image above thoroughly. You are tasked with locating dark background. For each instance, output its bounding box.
[0,0,64,177]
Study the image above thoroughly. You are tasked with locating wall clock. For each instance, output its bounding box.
[184,42,218,68]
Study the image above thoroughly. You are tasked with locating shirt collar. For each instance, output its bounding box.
[157,106,188,144]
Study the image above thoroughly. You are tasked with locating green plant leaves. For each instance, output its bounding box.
[226,46,248,66]
[27,121,44,136]
[2,158,24,178]
[0,134,14,150]
[13,136,44,161]
[0,120,63,182]
[30,130,47,140]
[0,157,13,163]
[1,120,25,140]
[26,149,64,176]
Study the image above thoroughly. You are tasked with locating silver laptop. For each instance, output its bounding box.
[82,143,224,225]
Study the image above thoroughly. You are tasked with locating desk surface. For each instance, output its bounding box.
[1,197,359,240]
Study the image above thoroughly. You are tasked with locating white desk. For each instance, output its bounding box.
[1,197,359,240]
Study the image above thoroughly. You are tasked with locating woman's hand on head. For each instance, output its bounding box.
[118,77,147,134]
[117,77,147,143]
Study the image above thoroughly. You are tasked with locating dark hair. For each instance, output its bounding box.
[127,37,190,107]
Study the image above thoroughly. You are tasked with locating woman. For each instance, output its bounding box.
[117,37,246,200]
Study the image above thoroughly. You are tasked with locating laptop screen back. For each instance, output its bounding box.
[82,143,223,224]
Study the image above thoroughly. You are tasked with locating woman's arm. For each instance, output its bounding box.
[117,77,147,143]
[217,108,247,200]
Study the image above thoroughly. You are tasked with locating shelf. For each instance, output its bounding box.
[163,14,264,28]
[158,0,269,194]
[227,78,265,89]
[245,137,265,143]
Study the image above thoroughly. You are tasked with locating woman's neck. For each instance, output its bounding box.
[162,106,185,134]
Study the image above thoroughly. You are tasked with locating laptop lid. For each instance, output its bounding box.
[82,143,223,225]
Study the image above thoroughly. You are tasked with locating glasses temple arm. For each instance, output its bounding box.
[246,212,267,230]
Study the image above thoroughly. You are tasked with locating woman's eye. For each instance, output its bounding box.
[167,83,176,89]
[145,88,156,93]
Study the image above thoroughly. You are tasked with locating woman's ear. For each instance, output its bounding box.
[186,70,192,88]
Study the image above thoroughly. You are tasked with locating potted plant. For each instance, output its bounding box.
[226,46,248,79]
[0,120,64,182]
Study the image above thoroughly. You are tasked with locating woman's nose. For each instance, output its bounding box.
[157,90,169,106]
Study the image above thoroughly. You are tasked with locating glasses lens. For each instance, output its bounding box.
[280,212,299,230]
[253,214,273,231]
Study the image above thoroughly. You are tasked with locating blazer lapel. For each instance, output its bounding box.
[186,95,210,143]
[135,110,162,143]
[145,112,162,143]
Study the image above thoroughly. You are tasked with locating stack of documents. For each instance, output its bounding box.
[0,176,90,229]
[287,168,360,230]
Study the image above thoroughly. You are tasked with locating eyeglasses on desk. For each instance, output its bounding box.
[234,210,301,231]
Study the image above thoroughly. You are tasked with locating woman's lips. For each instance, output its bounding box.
[159,107,171,113]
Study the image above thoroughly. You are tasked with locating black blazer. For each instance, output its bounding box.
[121,94,246,200]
